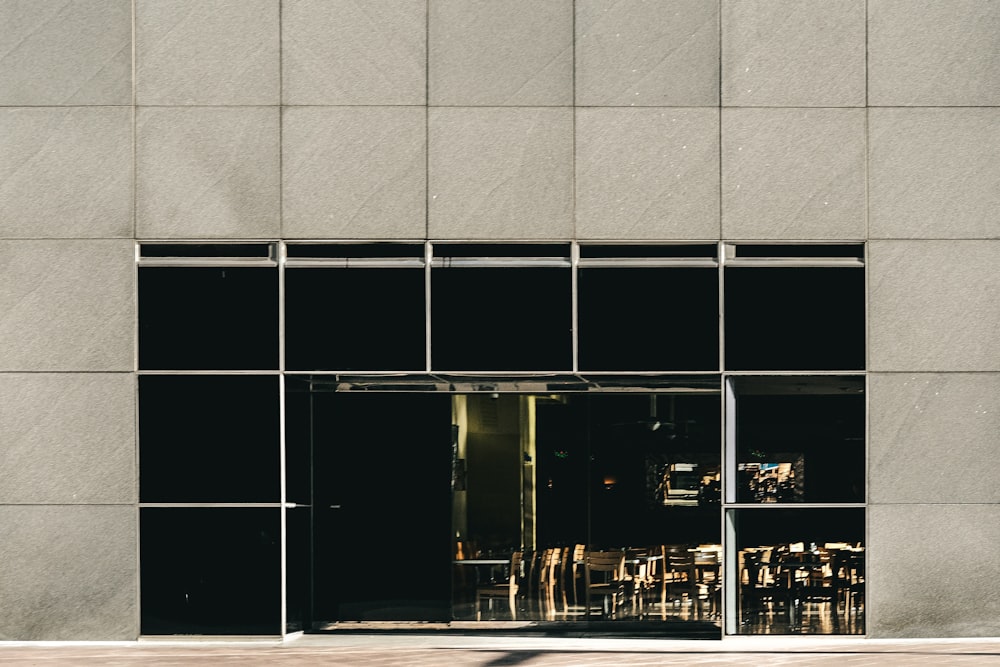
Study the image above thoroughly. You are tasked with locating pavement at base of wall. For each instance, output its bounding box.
[1,635,1000,666]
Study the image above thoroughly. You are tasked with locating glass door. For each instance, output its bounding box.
[287,387,454,626]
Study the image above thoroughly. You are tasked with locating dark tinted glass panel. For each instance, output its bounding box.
[732,508,864,635]
[588,394,721,550]
[735,245,863,259]
[140,508,280,635]
[140,244,271,258]
[736,385,865,504]
[284,377,313,506]
[432,268,571,371]
[434,244,569,258]
[139,375,279,503]
[139,267,278,370]
[579,268,718,371]
[580,244,717,258]
[310,393,453,623]
[285,268,425,371]
[724,267,864,370]
[286,507,311,633]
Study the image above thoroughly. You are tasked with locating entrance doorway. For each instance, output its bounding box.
[285,384,722,633]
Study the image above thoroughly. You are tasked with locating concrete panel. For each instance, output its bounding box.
[136,107,280,239]
[282,0,425,105]
[0,0,130,105]
[428,108,573,239]
[576,0,719,106]
[429,0,573,106]
[0,505,136,640]
[0,107,131,239]
[722,0,865,107]
[870,109,1000,239]
[869,504,1000,637]
[576,108,719,240]
[869,241,1000,372]
[0,240,133,372]
[282,107,426,239]
[870,373,1000,504]
[136,0,279,105]
[722,108,865,239]
[869,0,1000,106]
[0,373,135,504]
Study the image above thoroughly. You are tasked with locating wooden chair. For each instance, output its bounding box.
[475,550,522,620]
[538,547,564,619]
[584,550,627,618]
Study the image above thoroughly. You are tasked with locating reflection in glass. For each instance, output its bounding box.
[734,377,864,504]
[140,508,280,635]
[731,508,864,635]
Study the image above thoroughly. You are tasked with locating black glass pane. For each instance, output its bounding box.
[735,245,864,259]
[286,243,424,258]
[140,508,280,635]
[431,267,571,371]
[283,378,313,506]
[285,268,425,371]
[733,508,864,635]
[579,268,719,371]
[140,244,271,258]
[434,244,569,258]
[724,267,864,371]
[580,244,717,258]
[286,507,311,633]
[139,375,279,503]
[139,267,278,370]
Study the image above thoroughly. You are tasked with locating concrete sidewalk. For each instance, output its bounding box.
[1,635,1000,666]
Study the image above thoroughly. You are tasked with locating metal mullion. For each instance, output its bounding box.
[283,258,426,269]
[136,369,282,375]
[571,242,579,374]
[722,503,867,510]
[724,258,865,268]
[138,258,279,268]
[576,258,719,269]
[425,241,432,373]
[138,503,285,508]
[723,370,867,377]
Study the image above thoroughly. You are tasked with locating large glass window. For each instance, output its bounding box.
[136,241,864,639]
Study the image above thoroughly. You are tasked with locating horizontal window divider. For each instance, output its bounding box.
[723,370,867,376]
[430,258,571,268]
[284,258,425,268]
[138,258,278,268]
[137,370,282,375]
[723,258,864,268]
[723,503,867,510]
[138,503,284,508]
[577,258,720,268]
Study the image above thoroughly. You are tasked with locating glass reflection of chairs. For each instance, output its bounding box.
[738,541,865,634]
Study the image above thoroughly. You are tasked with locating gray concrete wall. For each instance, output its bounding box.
[0,0,996,639]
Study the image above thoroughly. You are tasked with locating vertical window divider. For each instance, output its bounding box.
[571,242,580,374]
[277,241,288,635]
[425,241,433,373]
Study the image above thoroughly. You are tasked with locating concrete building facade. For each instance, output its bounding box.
[0,0,998,640]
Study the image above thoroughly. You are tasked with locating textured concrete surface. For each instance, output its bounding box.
[0,506,136,641]
[869,505,1000,638]
[869,241,1000,372]
[428,107,573,239]
[576,108,719,239]
[576,0,719,106]
[136,0,279,105]
[282,0,425,105]
[722,108,866,239]
[869,0,1000,106]
[722,0,866,107]
[0,240,134,371]
[282,106,426,239]
[0,373,135,504]
[0,0,131,105]
[0,107,132,238]
[870,108,1000,239]
[870,373,1000,504]
[429,0,573,106]
[1,636,1000,665]
[136,107,280,239]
